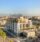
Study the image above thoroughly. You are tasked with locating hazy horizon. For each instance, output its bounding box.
[0,0,40,16]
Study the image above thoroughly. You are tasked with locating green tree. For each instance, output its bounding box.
[0,29,6,40]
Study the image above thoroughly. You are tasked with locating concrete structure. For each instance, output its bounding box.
[5,16,28,33]
[13,23,20,33]
[5,18,14,30]
[28,20,32,27]
[4,16,33,34]
[23,30,36,38]
[27,31,35,38]
[13,16,33,33]
[32,16,40,24]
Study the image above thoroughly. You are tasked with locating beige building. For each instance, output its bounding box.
[23,30,36,38]
[2,16,32,34]
[27,31,35,38]
[13,16,33,33]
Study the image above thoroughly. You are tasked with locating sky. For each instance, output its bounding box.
[0,0,40,16]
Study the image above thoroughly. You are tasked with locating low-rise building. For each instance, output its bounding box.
[27,31,35,38]
[23,30,36,38]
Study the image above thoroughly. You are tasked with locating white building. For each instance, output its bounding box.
[28,20,32,27]
[13,17,33,33]
[13,23,20,33]
[5,16,33,34]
